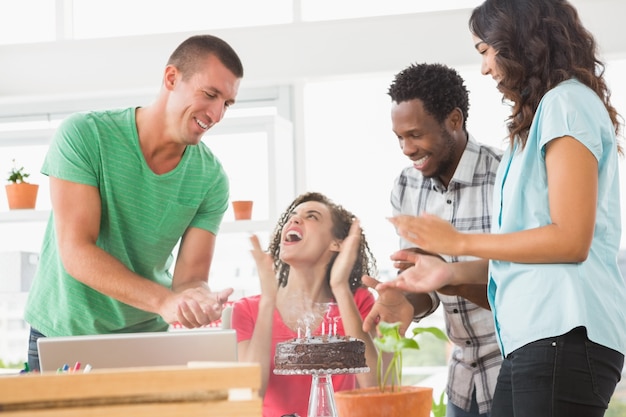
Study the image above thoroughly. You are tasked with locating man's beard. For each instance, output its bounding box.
[422,128,457,181]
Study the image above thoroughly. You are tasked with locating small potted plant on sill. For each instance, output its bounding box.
[5,159,39,210]
[334,321,448,417]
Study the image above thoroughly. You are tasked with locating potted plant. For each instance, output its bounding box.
[5,159,39,210]
[334,321,448,417]
[231,199,253,220]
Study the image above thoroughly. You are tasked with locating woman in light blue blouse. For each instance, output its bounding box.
[380,0,625,416]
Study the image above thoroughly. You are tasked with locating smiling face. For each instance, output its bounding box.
[472,34,502,84]
[279,201,340,267]
[164,54,241,146]
[391,98,465,187]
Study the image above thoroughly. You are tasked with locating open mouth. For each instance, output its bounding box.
[195,117,209,130]
[413,154,430,169]
[285,230,302,243]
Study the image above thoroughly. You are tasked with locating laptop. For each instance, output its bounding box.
[37,329,238,372]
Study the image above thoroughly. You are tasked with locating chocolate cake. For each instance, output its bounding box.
[274,335,366,371]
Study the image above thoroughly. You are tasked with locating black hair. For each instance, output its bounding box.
[388,63,470,131]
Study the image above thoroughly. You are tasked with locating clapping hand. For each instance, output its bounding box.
[329,219,362,291]
[361,275,414,336]
[388,214,463,256]
[164,283,234,328]
[377,248,452,294]
[249,234,278,301]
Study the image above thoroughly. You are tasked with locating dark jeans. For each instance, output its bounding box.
[27,327,45,372]
[491,326,624,417]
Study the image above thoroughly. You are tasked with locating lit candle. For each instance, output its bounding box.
[306,325,311,339]
[321,322,325,336]
[297,327,301,339]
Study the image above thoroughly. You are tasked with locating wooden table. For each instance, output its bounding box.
[0,362,261,416]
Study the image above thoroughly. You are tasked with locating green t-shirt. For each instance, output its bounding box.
[25,108,229,336]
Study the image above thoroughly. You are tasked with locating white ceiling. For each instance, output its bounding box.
[0,0,624,112]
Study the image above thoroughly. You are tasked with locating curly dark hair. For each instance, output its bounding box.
[469,0,622,150]
[267,192,377,292]
[387,63,470,132]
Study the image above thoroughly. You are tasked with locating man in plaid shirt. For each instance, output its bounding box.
[364,63,502,417]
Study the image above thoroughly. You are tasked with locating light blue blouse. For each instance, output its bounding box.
[488,79,626,357]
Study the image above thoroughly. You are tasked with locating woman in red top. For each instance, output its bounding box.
[232,192,379,417]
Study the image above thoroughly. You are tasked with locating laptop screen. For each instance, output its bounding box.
[37,329,238,372]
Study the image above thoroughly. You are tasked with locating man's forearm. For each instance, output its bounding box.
[405,292,437,321]
[437,284,491,310]
[449,259,489,285]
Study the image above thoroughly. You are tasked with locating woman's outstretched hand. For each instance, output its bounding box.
[377,248,453,294]
[388,214,464,256]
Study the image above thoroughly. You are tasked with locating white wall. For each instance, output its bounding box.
[0,0,624,107]
[1,0,625,368]
[1,1,625,258]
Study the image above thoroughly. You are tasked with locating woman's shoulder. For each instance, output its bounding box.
[233,294,262,310]
[539,78,607,124]
[544,78,599,104]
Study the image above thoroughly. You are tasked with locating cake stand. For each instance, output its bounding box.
[274,367,369,417]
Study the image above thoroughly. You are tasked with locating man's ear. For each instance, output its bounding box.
[164,65,178,90]
[447,108,464,131]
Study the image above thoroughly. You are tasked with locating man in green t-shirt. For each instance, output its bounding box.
[24,34,243,371]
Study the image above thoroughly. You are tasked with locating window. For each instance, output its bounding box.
[0,0,55,45]
[301,0,483,21]
[72,0,293,39]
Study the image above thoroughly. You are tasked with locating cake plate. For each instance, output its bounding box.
[274,367,369,417]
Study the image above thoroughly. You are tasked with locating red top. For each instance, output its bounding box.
[232,287,374,417]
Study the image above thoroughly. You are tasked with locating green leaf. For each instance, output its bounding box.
[431,391,447,417]
[412,326,448,341]
[378,321,402,338]
[373,321,449,392]
[396,338,419,351]
[6,160,30,184]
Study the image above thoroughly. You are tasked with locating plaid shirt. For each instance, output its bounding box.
[390,135,503,414]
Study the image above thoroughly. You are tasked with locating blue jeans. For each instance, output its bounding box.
[447,387,490,417]
[27,327,45,372]
[491,326,623,417]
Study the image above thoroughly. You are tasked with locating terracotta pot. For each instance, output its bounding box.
[231,200,253,220]
[5,183,39,210]
[334,386,433,417]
